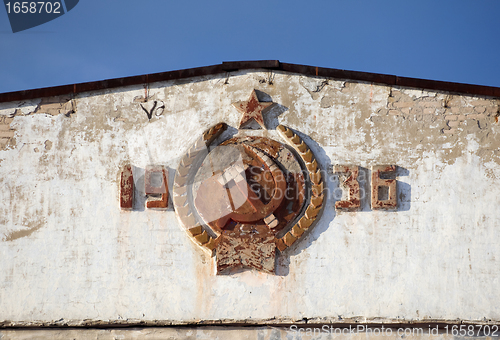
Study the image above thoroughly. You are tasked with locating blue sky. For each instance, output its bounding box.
[1,1,499,94]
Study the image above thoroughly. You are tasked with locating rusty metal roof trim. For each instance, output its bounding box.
[1,60,500,103]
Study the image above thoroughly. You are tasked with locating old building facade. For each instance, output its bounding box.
[1,61,499,339]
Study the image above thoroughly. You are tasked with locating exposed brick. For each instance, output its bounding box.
[448,121,461,127]
[457,115,466,121]
[423,108,435,114]
[0,125,12,131]
[0,130,15,138]
[0,116,14,125]
[487,106,499,114]
[474,106,486,113]
[451,107,461,114]
[394,102,413,108]
[447,97,464,107]
[467,113,486,120]
[0,138,9,146]
[388,110,399,116]
[401,107,410,114]
[370,116,385,123]
[445,115,458,121]
[34,96,76,116]
[418,101,442,108]
[376,108,388,116]
[478,120,488,129]
[471,100,494,106]
[443,128,457,134]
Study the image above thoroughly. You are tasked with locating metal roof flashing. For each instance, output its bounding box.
[1,60,499,103]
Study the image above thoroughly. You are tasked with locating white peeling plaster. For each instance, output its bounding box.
[0,70,499,324]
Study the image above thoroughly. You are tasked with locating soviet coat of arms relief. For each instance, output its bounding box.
[172,89,325,275]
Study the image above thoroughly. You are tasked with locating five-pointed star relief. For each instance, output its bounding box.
[232,89,273,129]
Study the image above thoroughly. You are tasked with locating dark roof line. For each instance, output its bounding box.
[1,60,500,103]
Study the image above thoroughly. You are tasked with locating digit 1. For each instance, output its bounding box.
[120,164,134,209]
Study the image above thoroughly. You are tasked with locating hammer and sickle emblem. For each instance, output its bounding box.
[194,144,287,231]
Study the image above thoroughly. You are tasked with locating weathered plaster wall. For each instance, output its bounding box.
[0,70,499,326]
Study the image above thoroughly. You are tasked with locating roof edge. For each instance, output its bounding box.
[1,60,499,103]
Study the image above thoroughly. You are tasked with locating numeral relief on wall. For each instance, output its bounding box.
[120,164,169,210]
[145,165,169,209]
[333,165,360,211]
[334,165,398,211]
[371,165,397,210]
[120,165,134,209]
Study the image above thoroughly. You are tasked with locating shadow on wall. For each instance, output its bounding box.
[276,135,411,276]
[119,87,411,276]
[275,128,335,276]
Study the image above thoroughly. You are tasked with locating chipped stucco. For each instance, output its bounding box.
[0,69,500,327]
